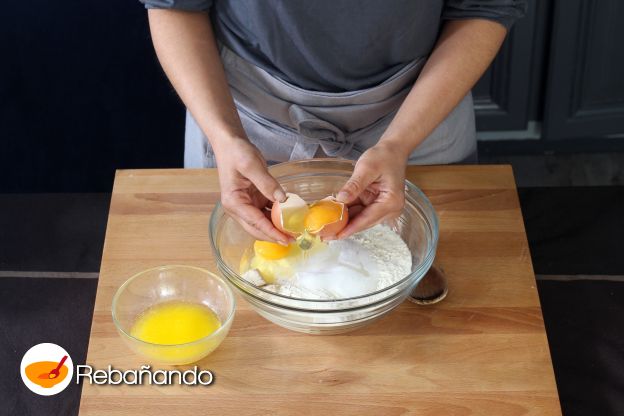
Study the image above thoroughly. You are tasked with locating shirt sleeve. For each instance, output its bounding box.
[442,0,527,29]
[139,0,213,12]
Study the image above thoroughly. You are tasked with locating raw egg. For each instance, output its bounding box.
[271,193,348,238]
[304,197,348,238]
[271,193,308,236]
[254,240,291,260]
[249,243,302,283]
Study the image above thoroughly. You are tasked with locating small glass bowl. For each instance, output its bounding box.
[112,265,236,365]
[209,159,439,335]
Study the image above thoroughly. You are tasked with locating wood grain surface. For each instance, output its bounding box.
[79,165,561,415]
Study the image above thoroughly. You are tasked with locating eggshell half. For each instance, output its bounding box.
[270,192,308,236]
[306,197,349,238]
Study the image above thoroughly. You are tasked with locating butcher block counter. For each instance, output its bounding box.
[79,165,562,415]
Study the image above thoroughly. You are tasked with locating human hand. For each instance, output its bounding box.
[214,138,292,244]
[335,143,407,239]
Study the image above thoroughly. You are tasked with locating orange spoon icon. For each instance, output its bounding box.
[38,355,68,379]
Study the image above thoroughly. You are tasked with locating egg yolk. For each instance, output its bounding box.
[254,240,291,260]
[304,200,343,233]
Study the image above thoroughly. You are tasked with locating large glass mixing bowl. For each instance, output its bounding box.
[209,159,438,334]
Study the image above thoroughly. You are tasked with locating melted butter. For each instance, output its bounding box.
[130,301,221,345]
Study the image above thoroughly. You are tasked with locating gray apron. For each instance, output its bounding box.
[184,46,476,168]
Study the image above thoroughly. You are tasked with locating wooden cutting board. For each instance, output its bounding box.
[79,166,561,415]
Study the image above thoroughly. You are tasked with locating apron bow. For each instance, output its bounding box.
[288,105,353,158]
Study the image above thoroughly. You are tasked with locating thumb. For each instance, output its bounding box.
[336,162,379,204]
[243,161,286,203]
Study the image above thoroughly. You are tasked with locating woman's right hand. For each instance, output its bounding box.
[214,137,292,245]
[146,11,289,244]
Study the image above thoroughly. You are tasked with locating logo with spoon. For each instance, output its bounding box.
[20,343,74,396]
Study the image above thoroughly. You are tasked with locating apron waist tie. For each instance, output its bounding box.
[182,45,476,166]
[288,105,354,158]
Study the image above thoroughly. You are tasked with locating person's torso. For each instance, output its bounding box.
[210,0,444,92]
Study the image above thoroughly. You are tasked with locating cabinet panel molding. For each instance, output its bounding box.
[544,0,624,139]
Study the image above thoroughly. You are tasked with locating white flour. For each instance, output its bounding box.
[348,224,413,288]
[243,224,412,300]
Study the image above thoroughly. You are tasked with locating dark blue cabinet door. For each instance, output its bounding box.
[544,0,624,139]
[473,0,542,132]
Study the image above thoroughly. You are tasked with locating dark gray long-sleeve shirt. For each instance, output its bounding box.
[141,0,526,92]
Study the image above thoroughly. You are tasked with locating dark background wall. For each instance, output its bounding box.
[1,0,184,192]
[2,0,624,192]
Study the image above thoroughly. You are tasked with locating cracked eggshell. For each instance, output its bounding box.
[270,192,308,236]
[306,196,349,238]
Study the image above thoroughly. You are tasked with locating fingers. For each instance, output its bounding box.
[337,193,404,239]
[216,142,289,242]
[240,155,286,203]
[337,203,387,239]
[238,220,276,242]
[336,161,380,204]
[225,199,291,244]
[347,204,366,219]
[357,188,378,206]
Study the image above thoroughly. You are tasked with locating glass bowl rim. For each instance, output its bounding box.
[111,264,236,348]
[208,158,439,305]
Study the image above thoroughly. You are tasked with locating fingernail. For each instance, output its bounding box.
[277,240,289,246]
[336,191,349,202]
[273,189,287,203]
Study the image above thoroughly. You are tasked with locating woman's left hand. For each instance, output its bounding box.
[335,143,408,239]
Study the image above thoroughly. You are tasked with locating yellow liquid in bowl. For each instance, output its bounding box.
[129,301,222,364]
